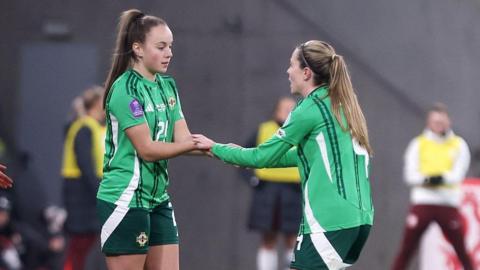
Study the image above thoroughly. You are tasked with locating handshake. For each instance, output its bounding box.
[423,175,444,187]
[191,134,242,158]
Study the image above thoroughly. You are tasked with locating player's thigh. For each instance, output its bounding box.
[97,199,150,256]
[149,200,179,246]
[144,244,179,270]
[291,226,370,270]
[291,233,331,270]
[145,200,179,270]
[105,254,147,270]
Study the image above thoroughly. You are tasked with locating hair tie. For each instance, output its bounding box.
[135,12,145,22]
[331,54,338,61]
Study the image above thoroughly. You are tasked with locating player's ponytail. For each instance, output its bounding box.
[103,9,167,108]
[298,40,372,155]
[329,55,372,155]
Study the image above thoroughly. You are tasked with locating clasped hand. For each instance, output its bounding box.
[192,134,241,158]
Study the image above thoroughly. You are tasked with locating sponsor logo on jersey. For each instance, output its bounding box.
[276,128,286,138]
[129,99,144,118]
[136,232,148,247]
[156,104,166,112]
[168,97,176,109]
[145,103,154,112]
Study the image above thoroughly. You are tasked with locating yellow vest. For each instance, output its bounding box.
[61,116,105,179]
[418,134,461,177]
[254,121,300,183]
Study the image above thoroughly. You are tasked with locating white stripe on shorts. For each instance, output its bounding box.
[101,204,129,248]
[310,233,352,270]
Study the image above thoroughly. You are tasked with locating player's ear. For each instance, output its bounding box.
[303,67,312,81]
[132,42,144,59]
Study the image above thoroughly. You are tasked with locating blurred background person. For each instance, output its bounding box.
[242,96,301,270]
[0,165,13,189]
[0,195,21,270]
[0,194,66,270]
[61,86,105,270]
[392,103,473,270]
[63,96,87,136]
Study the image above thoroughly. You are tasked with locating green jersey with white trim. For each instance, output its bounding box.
[212,86,373,233]
[97,69,184,210]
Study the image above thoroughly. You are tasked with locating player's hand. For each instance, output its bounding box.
[192,134,215,150]
[0,164,13,189]
[202,150,214,158]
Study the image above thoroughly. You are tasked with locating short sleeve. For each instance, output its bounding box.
[167,78,184,122]
[108,87,146,131]
[275,105,316,146]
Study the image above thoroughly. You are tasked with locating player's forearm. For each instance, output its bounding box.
[212,139,293,168]
[140,141,196,161]
[274,148,298,167]
[184,150,209,156]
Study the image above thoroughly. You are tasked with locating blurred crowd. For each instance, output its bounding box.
[0,86,104,270]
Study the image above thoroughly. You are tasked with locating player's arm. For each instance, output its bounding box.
[173,119,207,156]
[194,106,310,167]
[126,123,201,161]
[210,136,297,168]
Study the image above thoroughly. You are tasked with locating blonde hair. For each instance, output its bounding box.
[83,85,104,111]
[298,40,372,154]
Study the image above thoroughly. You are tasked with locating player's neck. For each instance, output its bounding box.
[132,64,156,82]
[302,85,319,98]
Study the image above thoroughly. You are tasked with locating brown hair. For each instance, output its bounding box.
[103,9,167,108]
[297,40,372,154]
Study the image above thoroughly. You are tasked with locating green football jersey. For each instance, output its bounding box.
[212,86,373,233]
[97,69,184,209]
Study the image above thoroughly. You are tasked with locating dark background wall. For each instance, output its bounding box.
[1,0,480,269]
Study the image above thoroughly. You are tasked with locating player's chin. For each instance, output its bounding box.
[156,66,168,74]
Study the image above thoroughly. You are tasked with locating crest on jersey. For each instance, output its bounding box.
[168,97,176,109]
[136,232,148,247]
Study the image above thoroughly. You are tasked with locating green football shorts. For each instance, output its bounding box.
[290,225,371,270]
[97,199,179,256]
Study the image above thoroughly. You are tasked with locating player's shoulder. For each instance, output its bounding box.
[291,97,317,117]
[111,70,141,94]
[107,71,143,106]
